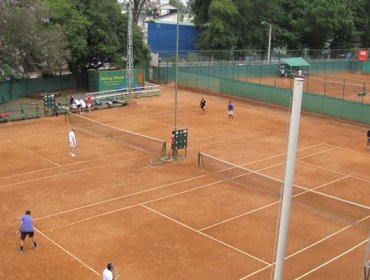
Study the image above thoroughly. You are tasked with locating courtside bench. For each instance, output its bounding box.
[358,91,366,97]
[93,97,128,110]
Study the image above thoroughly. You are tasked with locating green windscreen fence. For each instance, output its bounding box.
[0,75,77,104]
[178,71,370,125]
[361,62,370,74]
[153,60,359,84]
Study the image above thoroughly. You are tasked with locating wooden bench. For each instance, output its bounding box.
[93,97,128,110]
[54,105,69,116]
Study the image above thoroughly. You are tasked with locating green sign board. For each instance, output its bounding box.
[43,94,55,109]
[173,129,188,150]
[88,69,138,92]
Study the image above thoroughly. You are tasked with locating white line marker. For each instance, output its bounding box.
[34,227,100,277]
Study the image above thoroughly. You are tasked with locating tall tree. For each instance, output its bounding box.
[192,0,365,51]
[47,0,150,82]
[192,0,282,51]
[351,0,370,47]
[120,0,148,24]
[0,0,70,81]
[301,0,357,49]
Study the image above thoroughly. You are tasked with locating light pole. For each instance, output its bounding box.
[261,21,272,64]
[174,0,180,132]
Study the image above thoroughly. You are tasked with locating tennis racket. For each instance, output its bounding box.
[113,267,121,279]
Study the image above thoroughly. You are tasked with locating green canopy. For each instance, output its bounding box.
[281,57,310,67]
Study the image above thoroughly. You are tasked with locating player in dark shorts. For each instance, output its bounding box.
[19,210,37,253]
[200,98,206,114]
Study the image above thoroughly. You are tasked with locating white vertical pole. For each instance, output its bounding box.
[267,24,272,64]
[273,77,304,280]
[174,0,179,132]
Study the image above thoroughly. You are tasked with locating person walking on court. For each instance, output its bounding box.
[367,130,370,150]
[102,263,119,280]
[68,128,77,157]
[19,210,37,254]
[200,97,206,114]
[228,100,234,120]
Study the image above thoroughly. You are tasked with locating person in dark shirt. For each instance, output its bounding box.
[367,130,370,150]
[200,98,206,115]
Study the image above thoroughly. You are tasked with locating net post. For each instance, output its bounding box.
[197,152,202,168]
[161,142,167,158]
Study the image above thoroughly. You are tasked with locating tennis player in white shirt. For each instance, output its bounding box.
[68,128,77,157]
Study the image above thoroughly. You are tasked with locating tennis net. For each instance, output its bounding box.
[68,113,166,157]
[198,152,283,197]
[198,152,370,226]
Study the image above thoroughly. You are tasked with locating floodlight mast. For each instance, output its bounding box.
[274,77,304,280]
[261,21,272,64]
[174,0,180,132]
[127,0,134,96]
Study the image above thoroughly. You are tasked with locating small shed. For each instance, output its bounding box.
[280,57,310,77]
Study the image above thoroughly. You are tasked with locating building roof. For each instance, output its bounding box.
[281,57,310,67]
[147,20,195,26]
[154,4,177,10]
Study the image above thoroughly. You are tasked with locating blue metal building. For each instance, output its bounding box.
[147,21,199,56]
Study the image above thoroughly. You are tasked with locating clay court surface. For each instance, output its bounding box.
[244,72,370,104]
[0,85,369,279]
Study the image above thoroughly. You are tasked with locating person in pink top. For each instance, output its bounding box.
[169,131,178,159]
[86,95,92,113]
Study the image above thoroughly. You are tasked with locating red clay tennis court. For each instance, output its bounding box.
[0,85,369,279]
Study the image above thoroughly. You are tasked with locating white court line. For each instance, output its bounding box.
[294,239,369,280]
[200,199,281,232]
[0,152,146,190]
[195,130,272,149]
[0,125,67,138]
[41,179,222,232]
[107,114,174,129]
[141,204,270,266]
[199,174,349,231]
[34,174,210,221]
[102,109,174,123]
[296,186,370,210]
[286,215,370,260]
[211,129,250,138]
[239,264,273,280]
[5,128,68,140]
[242,143,327,166]
[247,141,370,186]
[0,145,138,182]
[240,215,370,280]
[7,140,62,168]
[34,227,100,277]
[250,146,338,174]
[254,156,370,210]
[36,137,107,152]
[298,160,370,184]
